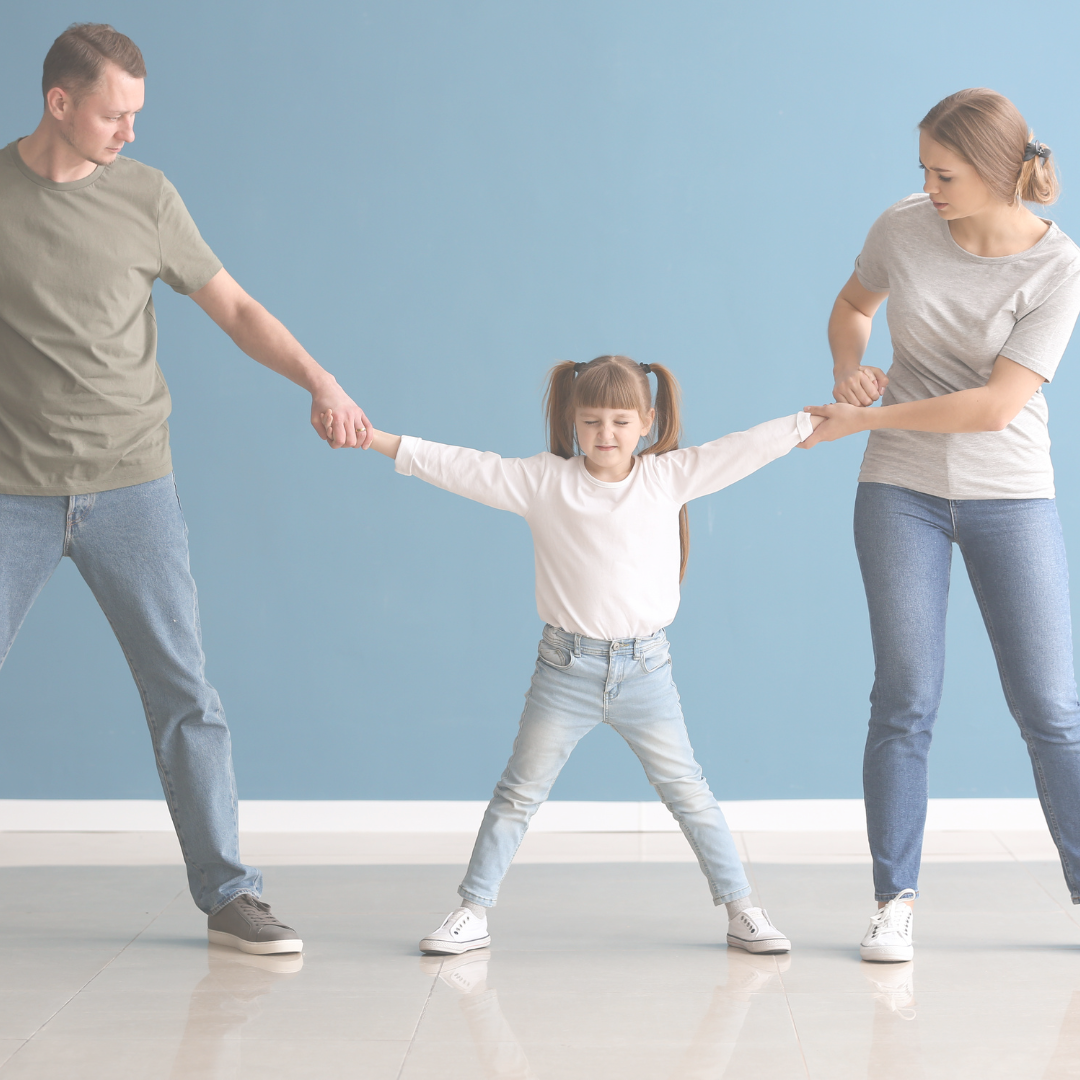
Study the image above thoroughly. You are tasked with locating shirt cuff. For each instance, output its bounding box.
[794,411,814,441]
[395,435,422,476]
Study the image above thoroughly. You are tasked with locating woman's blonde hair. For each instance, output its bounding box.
[920,88,1058,205]
[544,355,690,582]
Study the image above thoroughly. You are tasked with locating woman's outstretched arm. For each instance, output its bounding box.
[800,357,1046,447]
[829,273,891,405]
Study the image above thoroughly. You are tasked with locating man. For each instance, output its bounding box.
[0,24,371,953]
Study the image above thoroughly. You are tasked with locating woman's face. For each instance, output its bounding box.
[919,132,1000,220]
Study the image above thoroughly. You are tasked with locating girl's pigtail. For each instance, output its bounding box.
[640,363,690,582]
[544,361,579,459]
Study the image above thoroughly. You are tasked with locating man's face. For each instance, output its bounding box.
[51,62,144,167]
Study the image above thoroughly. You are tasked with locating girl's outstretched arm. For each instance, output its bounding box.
[324,409,542,516]
[323,410,399,458]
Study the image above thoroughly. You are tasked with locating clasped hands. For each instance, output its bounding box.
[798,364,889,449]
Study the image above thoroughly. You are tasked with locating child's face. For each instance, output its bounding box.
[574,406,655,479]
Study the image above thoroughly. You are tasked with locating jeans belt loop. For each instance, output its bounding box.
[634,637,641,659]
[573,633,581,657]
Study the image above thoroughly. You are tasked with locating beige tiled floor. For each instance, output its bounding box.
[1,834,1078,1078]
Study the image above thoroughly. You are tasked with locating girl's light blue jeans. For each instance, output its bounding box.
[0,475,261,914]
[458,624,751,908]
[855,482,1080,903]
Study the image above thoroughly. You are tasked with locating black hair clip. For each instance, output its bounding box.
[1024,141,1051,162]
[573,362,587,374]
[639,362,652,375]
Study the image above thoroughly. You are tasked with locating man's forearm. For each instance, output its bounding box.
[226,296,339,396]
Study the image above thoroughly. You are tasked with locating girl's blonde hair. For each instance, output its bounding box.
[544,355,690,582]
[920,88,1058,205]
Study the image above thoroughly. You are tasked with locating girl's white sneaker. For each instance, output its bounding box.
[726,907,791,954]
[419,908,492,955]
[860,889,916,962]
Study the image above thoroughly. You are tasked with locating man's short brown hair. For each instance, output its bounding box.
[42,23,146,101]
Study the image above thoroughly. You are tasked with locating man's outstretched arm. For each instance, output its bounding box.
[191,268,372,449]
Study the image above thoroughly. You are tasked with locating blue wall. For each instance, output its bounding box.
[2,0,1079,801]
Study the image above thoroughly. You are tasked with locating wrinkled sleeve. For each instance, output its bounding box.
[653,413,814,503]
[395,437,544,516]
[999,270,1080,383]
[853,208,892,293]
[157,178,223,295]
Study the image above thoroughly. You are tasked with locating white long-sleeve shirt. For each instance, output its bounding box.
[395,412,813,640]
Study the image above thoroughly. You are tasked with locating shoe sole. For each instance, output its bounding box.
[726,934,791,955]
[860,945,914,962]
[207,929,304,955]
[419,934,491,955]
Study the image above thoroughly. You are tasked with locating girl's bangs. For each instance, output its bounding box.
[572,364,650,414]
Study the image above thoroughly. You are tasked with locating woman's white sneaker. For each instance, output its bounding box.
[860,889,916,962]
[726,907,791,954]
[419,908,491,955]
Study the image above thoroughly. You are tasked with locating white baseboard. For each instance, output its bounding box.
[0,798,1050,833]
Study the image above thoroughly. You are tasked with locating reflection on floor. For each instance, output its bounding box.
[1,838,1078,1078]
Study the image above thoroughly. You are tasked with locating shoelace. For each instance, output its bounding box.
[868,889,916,938]
[235,896,286,928]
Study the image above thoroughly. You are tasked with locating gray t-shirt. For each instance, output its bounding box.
[855,193,1080,499]
[0,141,222,495]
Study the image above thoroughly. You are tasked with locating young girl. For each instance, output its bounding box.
[329,355,824,955]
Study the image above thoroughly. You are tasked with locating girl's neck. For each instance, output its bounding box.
[947,202,1049,258]
[583,453,636,483]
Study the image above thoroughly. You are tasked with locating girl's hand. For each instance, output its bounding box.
[833,365,889,406]
[798,403,870,448]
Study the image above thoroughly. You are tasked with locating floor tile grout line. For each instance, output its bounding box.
[0,886,186,1074]
[394,959,439,1080]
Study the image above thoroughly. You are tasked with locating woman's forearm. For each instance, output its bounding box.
[829,295,873,377]
[868,387,1013,433]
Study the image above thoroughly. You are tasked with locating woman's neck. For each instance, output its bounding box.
[947,202,1049,258]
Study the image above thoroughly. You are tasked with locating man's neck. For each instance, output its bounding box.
[17,121,99,184]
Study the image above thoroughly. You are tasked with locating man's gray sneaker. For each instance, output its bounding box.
[207,894,303,955]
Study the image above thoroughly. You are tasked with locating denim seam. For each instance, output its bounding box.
[88,595,204,887]
[961,536,1080,901]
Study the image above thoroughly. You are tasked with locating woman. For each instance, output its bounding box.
[804,88,1080,962]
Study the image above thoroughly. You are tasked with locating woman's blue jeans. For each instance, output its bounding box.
[0,475,261,914]
[855,482,1080,903]
[458,625,751,908]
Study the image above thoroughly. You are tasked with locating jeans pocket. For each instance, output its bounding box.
[538,640,575,669]
[640,642,671,674]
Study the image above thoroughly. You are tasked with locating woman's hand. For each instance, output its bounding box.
[798,403,870,448]
[833,365,889,406]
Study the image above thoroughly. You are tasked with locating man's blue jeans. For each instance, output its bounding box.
[0,474,261,914]
[855,481,1080,903]
[459,625,751,908]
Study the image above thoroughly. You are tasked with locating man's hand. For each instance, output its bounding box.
[798,403,868,448]
[322,411,400,458]
[312,389,372,449]
[833,365,889,406]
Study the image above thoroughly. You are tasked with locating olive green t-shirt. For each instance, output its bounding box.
[0,140,222,495]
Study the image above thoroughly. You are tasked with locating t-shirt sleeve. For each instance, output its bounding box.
[394,436,542,515]
[853,208,893,293]
[156,179,223,295]
[998,270,1080,383]
[652,413,814,503]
